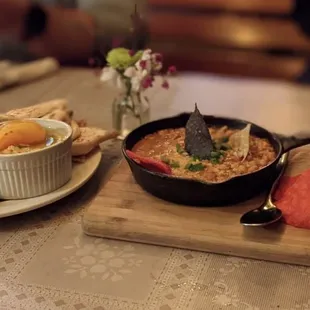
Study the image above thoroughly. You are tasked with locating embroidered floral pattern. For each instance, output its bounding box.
[63,237,142,282]
[212,281,260,310]
[219,257,256,276]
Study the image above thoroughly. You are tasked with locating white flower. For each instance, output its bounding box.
[100,66,126,92]
[141,49,152,61]
[123,65,151,93]
[151,53,163,72]
[100,67,117,83]
[134,59,151,75]
[153,62,162,71]
[123,66,142,92]
[132,49,153,74]
[124,67,137,78]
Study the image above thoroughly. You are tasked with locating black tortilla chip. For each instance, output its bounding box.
[185,104,213,159]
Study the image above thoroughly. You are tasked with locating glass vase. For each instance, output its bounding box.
[112,92,150,140]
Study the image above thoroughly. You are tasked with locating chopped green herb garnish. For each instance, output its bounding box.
[185,162,205,172]
[209,150,224,164]
[176,143,185,154]
[160,156,170,164]
[210,151,222,158]
[170,160,180,168]
[160,156,180,168]
[191,155,201,161]
[210,158,220,164]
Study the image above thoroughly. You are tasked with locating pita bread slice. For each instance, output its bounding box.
[71,127,118,156]
[6,99,68,119]
[41,109,73,124]
[70,120,81,141]
[0,114,18,122]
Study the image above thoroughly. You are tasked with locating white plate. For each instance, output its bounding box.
[0,149,102,218]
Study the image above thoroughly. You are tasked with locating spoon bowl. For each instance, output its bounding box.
[240,200,283,227]
[240,153,288,227]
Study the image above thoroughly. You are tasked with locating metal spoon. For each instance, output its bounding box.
[240,153,288,226]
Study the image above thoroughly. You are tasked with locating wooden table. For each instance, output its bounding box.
[0,68,310,310]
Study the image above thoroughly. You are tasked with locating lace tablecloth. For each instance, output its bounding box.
[0,140,310,310]
[1,69,310,310]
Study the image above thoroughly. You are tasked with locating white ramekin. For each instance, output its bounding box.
[0,118,73,199]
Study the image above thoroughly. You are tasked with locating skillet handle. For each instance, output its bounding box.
[277,134,310,153]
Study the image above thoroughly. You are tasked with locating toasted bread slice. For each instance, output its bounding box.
[6,99,68,119]
[70,120,81,141]
[71,127,118,156]
[41,108,73,124]
[76,119,87,127]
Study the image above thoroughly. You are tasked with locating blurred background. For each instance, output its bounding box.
[2,0,310,84]
[148,0,310,83]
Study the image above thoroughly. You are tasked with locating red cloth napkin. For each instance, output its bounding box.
[274,145,310,229]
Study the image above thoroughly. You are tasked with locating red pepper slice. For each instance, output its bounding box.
[126,150,172,175]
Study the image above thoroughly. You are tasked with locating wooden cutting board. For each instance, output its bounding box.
[82,161,310,267]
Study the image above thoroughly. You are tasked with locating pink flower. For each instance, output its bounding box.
[162,80,169,89]
[155,53,163,62]
[139,60,147,69]
[168,66,176,74]
[142,76,153,89]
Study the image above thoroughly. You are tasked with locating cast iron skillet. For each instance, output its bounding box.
[122,113,310,206]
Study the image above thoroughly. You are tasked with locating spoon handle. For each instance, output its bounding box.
[268,153,289,200]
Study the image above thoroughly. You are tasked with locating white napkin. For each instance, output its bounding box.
[0,57,60,90]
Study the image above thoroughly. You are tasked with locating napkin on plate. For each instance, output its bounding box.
[0,57,59,90]
[274,145,310,229]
